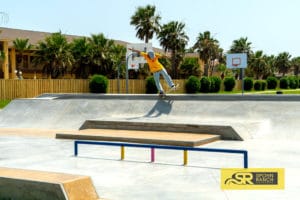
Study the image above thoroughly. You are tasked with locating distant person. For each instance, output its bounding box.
[129,48,176,97]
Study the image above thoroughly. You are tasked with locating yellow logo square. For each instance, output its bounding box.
[221,168,284,190]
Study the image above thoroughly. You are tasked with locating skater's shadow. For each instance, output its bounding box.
[126,99,173,120]
[145,99,173,118]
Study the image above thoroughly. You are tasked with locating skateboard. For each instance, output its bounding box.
[159,92,167,99]
[158,84,179,99]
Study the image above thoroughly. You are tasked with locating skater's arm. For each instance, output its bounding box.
[128,48,141,54]
[155,52,170,59]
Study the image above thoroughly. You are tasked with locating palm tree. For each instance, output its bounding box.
[70,37,91,78]
[130,5,161,43]
[110,44,126,78]
[13,38,32,71]
[88,33,116,77]
[229,37,252,56]
[249,50,268,79]
[274,52,291,77]
[34,32,73,78]
[291,57,300,76]
[193,31,220,76]
[158,21,189,78]
[265,55,276,77]
[179,57,200,78]
[228,37,253,79]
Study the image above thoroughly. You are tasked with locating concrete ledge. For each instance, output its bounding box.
[79,120,242,141]
[0,167,100,200]
[37,93,300,101]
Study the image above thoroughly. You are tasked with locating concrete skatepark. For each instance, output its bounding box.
[0,94,300,199]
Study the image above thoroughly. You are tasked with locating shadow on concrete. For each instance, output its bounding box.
[126,99,173,120]
[74,155,221,169]
[145,99,174,118]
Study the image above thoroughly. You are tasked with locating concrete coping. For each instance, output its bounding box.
[35,93,300,101]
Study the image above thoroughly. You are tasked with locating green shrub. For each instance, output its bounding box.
[209,76,222,93]
[288,76,298,89]
[145,76,158,94]
[199,76,210,93]
[89,74,108,93]
[261,80,267,90]
[223,77,235,91]
[254,80,266,91]
[279,77,289,89]
[266,76,278,89]
[254,81,262,91]
[185,75,200,93]
[243,77,254,91]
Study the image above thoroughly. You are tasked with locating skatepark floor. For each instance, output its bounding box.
[1,94,300,199]
[0,128,299,200]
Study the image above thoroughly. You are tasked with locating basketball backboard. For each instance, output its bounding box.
[126,43,153,70]
[226,53,247,69]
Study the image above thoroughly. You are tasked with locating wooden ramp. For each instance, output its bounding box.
[0,167,100,200]
[56,129,221,147]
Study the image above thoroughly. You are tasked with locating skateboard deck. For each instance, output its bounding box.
[159,92,167,99]
[158,84,179,99]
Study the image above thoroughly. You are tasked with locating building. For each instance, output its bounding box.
[0,27,128,79]
[1,27,204,80]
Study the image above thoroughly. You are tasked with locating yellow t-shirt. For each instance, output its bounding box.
[140,52,164,73]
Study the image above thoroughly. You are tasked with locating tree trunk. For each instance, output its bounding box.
[204,63,209,77]
[171,50,177,78]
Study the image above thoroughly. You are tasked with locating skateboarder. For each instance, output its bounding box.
[128,48,176,97]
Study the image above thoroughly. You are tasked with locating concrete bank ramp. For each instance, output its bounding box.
[1,93,300,140]
[0,167,100,200]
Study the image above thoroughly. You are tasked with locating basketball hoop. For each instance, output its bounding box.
[232,57,241,67]
[126,43,152,70]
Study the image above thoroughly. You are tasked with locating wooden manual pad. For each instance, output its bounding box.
[0,167,100,200]
[57,129,220,146]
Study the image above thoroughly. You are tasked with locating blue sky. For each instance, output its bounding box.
[2,0,300,57]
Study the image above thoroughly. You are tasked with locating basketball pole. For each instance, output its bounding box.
[125,54,130,94]
[241,68,244,96]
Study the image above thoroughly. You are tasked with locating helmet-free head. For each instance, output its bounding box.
[147,51,155,59]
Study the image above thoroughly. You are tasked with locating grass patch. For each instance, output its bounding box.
[245,88,300,95]
[0,99,11,109]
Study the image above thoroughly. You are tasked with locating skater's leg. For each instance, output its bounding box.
[160,68,175,88]
[153,71,164,93]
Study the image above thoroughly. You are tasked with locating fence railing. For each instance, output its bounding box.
[0,79,242,100]
[74,140,248,168]
[0,79,186,100]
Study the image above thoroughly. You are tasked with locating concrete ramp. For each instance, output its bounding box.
[0,167,99,200]
[1,94,300,140]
